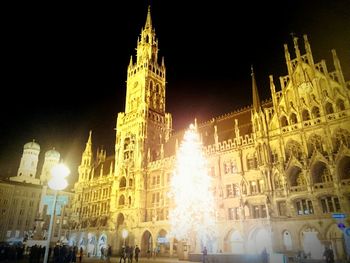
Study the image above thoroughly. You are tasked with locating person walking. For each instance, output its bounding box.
[261,247,269,263]
[78,247,83,263]
[128,246,134,263]
[202,246,207,263]
[106,245,112,263]
[323,246,335,263]
[119,246,126,263]
[134,245,140,263]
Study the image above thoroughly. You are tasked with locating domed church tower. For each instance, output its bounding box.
[10,140,41,184]
[40,148,61,184]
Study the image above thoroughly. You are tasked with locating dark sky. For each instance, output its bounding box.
[1,0,349,181]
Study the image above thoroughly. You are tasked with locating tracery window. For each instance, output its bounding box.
[337,99,345,111]
[333,128,350,151]
[281,116,289,127]
[302,109,310,121]
[325,102,334,114]
[320,196,340,213]
[312,106,321,118]
[285,140,303,161]
[295,199,314,215]
[307,134,323,156]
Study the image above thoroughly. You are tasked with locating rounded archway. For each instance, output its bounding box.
[326,224,346,260]
[97,234,108,257]
[78,233,87,249]
[141,230,153,256]
[301,228,323,259]
[247,228,271,254]
[225,229,244,254]
[87,233,97,256]
[282,230,293,251]
[156,229,170,255]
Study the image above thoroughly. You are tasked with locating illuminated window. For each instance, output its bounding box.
[320,196,340,213]
[295,199,314,215]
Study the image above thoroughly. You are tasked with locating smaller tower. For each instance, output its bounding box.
[78,131,93,182]
[10,140,41,184]
[40,148,60,184]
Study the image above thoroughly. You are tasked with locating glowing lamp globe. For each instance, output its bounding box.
[122,229,128,239]
[48,163,70,191]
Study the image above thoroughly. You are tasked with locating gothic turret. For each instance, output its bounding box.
[78,131,93,182]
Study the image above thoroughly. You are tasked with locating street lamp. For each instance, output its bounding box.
[122,229,128,246]
[43,163,70,263]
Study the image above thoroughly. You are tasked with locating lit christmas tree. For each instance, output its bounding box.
[169,123,217,251]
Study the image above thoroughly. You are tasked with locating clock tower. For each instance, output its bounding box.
[113,6,172,223]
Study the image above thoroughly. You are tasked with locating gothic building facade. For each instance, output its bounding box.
[70,7,350,260]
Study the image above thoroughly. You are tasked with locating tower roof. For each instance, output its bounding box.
[251,66,261,112]
[145,5,152,29]
[24,140,40,151]
[45,148,60,159]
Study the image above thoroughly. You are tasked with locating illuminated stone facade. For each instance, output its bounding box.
[0,141,74,244]
[71,7,350,260]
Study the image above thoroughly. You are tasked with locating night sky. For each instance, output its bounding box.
[1,0,349,181]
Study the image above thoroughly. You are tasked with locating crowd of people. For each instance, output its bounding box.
[119,245,141,263]
[0,242,25,261]
[0,242,83,263]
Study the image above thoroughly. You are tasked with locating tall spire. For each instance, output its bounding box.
[251,66,261,112]
[145,5,152,29]
[85,130,92,154]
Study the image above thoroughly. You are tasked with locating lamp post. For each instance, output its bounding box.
[43,164,70,263]
[122,229,128,246]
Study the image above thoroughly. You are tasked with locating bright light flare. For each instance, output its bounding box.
[48,163,70,190]
[122,229,128,239]
[169,124,217,249]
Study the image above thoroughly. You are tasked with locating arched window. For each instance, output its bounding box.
[129,179,133,187]
[285,140,303,161]
[288,166,305,187]
[283,231,293,251]
[246,153,258,170]
[290,113,298,124]
[337,99,345,111]
[312,106,321,118]
[311,161,332,184]
[241,183,247,195]
[118,195,125,206]
[302,109,310,121]
[307,134,323,156]
[325,102,334,114]
[281,116,289,127]
[119,177,127,188]
[338,156,350,181]
[333,128,350,151]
